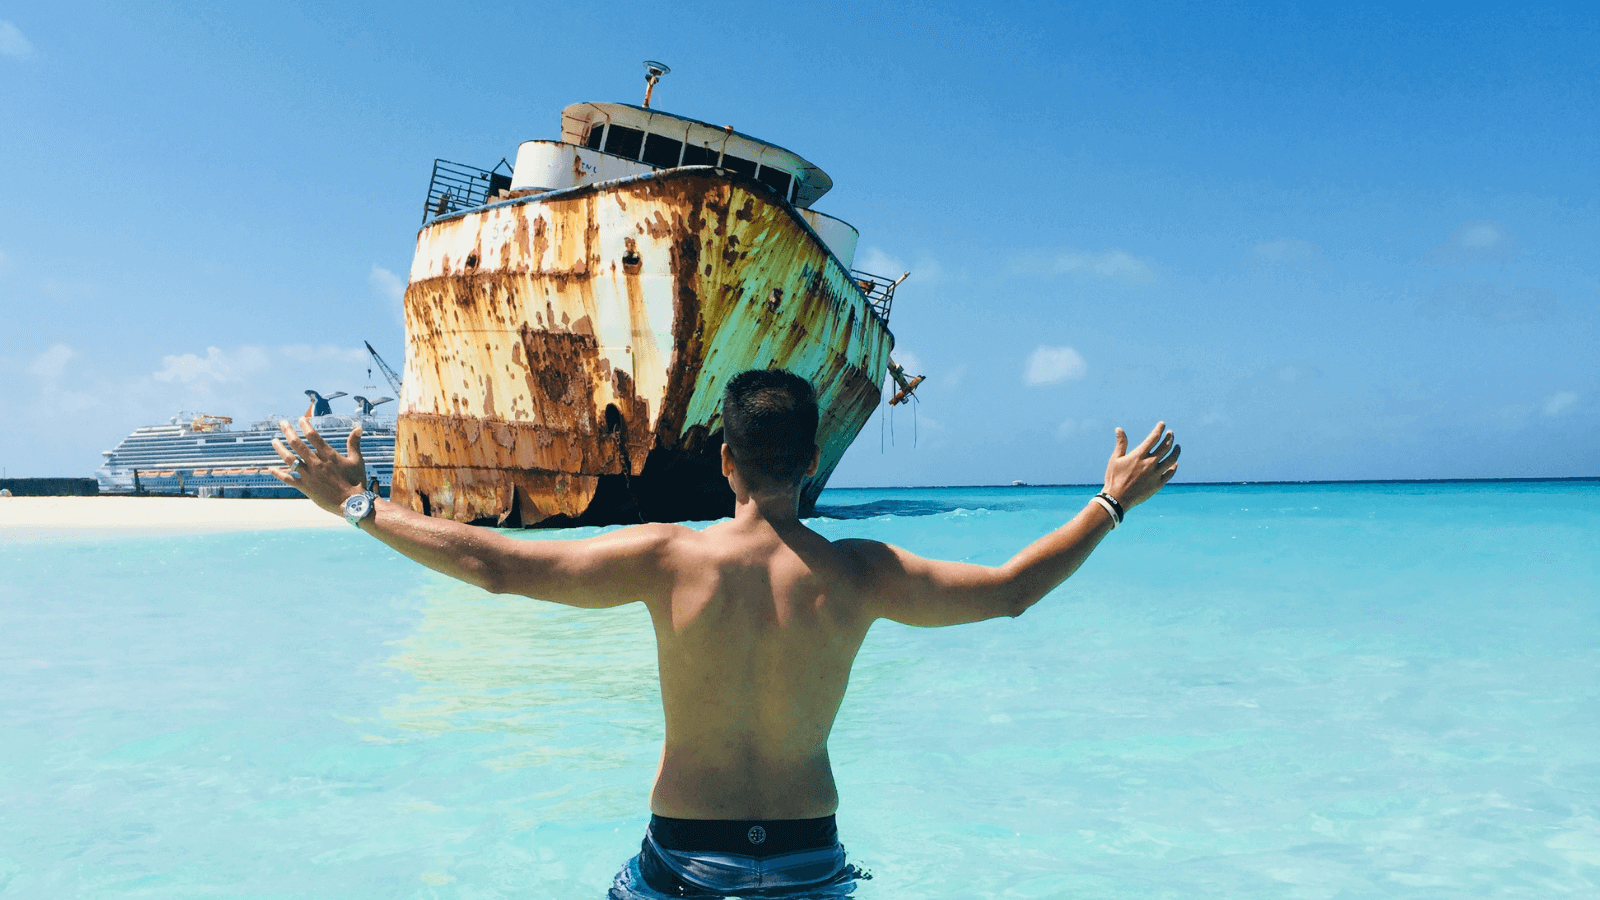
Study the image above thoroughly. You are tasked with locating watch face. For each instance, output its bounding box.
[344,493,370,518]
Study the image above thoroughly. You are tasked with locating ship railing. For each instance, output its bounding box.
[422,158,512,225]
[850,270,899,323]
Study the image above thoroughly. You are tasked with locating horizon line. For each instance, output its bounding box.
[824,475,1599,491]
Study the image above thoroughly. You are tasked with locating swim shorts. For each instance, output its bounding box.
[608,814,859,898]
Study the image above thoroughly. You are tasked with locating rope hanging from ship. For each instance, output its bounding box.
[881,357,926,452]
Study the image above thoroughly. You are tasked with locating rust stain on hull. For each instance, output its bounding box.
[395,169,893,526]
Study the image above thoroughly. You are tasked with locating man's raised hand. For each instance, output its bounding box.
[1103,422,1180,510]
[269,415,368,514]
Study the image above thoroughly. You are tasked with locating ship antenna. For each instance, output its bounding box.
[642,60,670,108]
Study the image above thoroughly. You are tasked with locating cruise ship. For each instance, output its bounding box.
[96,392,396,498]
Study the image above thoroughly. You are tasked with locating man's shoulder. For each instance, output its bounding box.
[824,536,902,582]
[620,521,725,564]
[611,521,697,549]
[627,521,697,538]
[829,536,894,561]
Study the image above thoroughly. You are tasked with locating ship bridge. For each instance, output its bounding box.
[544,102,833,208]
[484,102,858,269]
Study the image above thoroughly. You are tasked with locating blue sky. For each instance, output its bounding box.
[1,1,1594,485]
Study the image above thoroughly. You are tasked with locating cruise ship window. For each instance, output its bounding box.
[642,133,684,168]
[585,124,606,149]
[722,154,757,178]
[682,144,718,167]
[604,125,646,159]
[756,165,792,197]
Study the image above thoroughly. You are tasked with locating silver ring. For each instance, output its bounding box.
[289,458,302,473]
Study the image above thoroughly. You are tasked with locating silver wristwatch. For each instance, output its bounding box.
[341,490,379,527]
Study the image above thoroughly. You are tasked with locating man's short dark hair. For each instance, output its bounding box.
[722,369,819,490]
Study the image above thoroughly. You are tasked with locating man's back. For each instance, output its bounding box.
[269,364,1178,896]
[647,517,874,820]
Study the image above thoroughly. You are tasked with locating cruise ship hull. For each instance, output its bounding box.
[394,168,892,526]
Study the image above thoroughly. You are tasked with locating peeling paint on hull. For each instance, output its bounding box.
[395,168,892,526]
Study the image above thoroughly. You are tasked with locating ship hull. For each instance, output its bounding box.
[395,168,892,526]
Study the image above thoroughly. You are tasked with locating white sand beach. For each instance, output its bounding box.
[0,496,345,538]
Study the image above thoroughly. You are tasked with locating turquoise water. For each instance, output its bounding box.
[3,482,1598,898]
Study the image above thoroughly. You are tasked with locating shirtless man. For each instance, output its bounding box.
[271,369,1180,896]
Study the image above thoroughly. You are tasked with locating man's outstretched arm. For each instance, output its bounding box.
[269,417,675,608]
[854,422,1180,626]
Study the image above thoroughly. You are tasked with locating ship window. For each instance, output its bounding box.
[641,133,683,168]
[604,125,645,159]
[756,165,792,197]
[681,144,718,167]
[584,123,605,150]
[722,154,757,178]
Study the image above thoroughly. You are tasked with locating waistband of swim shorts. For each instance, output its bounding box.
[648,814,838,858]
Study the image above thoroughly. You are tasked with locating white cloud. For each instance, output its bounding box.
[370,264,405,301]
[1429,220,1520,265]
[1055,417,1099,439]
[908,257,946,286]
[1,342,382,476]
[1460,222,1506,250]
[884,350,967,397]
[370,264,406,324]
[27,343,75,381]
[1543,391,1579,417]
[856,247,947,289]
[153,345,278,383]
[154,346,232,383]
[857,247,902,278]
[891,349,923,378]
[1250,238,1322,267]
[144,343,366,414]
[1274,363,1323,383]
[1010,249,1155,285]
[0,20,34,59]
[1025,345,1087,386]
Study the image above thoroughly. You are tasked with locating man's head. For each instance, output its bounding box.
[721,369,819,493]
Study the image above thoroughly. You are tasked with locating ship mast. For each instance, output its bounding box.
[642,60,670,108]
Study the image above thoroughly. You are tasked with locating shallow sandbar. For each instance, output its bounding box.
[0,496,343,538]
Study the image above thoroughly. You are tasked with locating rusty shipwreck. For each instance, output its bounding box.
[394,64,918,526]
